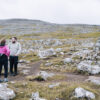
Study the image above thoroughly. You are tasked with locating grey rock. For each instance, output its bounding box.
[77,61,100,74]
[30,92,46,100]
[86,76,100,85]
[45,62,53,66]
[63,58,73,64]
[49,83,60,88]
[0,83,16,100]
[74,87,95,99]
[21,69,30,75]
[38,71,54,81]
[38,48,56,58]
[55,48,62,52]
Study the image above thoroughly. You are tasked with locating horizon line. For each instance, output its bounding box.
[0,18,100,26]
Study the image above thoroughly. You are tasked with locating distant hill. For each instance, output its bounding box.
[0,19,100,35]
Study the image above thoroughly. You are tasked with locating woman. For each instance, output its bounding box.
[0,39,10,82]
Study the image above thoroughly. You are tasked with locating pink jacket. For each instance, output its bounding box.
[0,45,10,57]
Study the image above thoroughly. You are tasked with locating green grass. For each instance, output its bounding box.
[40,57,77,73]
[1,30,100,100]
[76,32,100,39]
[20,52,40,62]
[8,81,100,100]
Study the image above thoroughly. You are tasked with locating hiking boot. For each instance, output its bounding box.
[9,73,14,76]
[13,73,18,76]
[4,78,8,82]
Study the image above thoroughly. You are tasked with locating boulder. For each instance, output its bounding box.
[74,87,95,99]
[72,49,92,58]
[77,61,100,74]
[38,48,56,58]
[37,71,54,81]
[0,83,16,100]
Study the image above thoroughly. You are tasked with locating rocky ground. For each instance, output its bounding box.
[0,24,100,100]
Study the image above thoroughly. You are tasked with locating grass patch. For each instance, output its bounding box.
[40,58,77,73]
[26,74,67,82]
[20,52,40,63]
[8,81,100,100]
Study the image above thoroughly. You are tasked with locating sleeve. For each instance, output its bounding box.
[6,45,10,57]
[16,43,21,55]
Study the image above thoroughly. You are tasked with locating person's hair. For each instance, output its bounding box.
[0,39,6,46]
[12,37,17,40]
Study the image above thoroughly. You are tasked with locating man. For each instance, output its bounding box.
[8,37,21,76]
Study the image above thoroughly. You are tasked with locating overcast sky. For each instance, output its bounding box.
[0,0,100,24]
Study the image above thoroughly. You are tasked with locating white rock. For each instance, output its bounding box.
[72,49,92,58]
[49,83,60,88]
[60,52,64,55]
[55,48,62,52]
[91,65,100,74]
[82,42,94,48]
[86,91,95,99]
[30,92,46,100]
[21,69,30,75]
[38,48,56,58]
[95,41,100,47]
[86,76,100,85]
[77,61,100,74]
[74,87,86,98]
[19,60,30,63]
[38,71,54,81]
[0,83,16,100]
[45,62,52,66]
[63,58,73,64]
[10,81,16,84]
[53,40,62,46]
[74,87,95,99]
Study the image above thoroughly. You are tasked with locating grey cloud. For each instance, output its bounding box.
[0,0,100,24]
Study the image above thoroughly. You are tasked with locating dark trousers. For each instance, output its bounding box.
[9,56,18,74]
[0,54,8,78]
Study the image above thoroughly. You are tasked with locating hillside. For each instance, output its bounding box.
[0,19,100,35]
[0,19,100,100]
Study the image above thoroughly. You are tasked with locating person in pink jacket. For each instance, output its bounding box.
[0,39,10,82]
